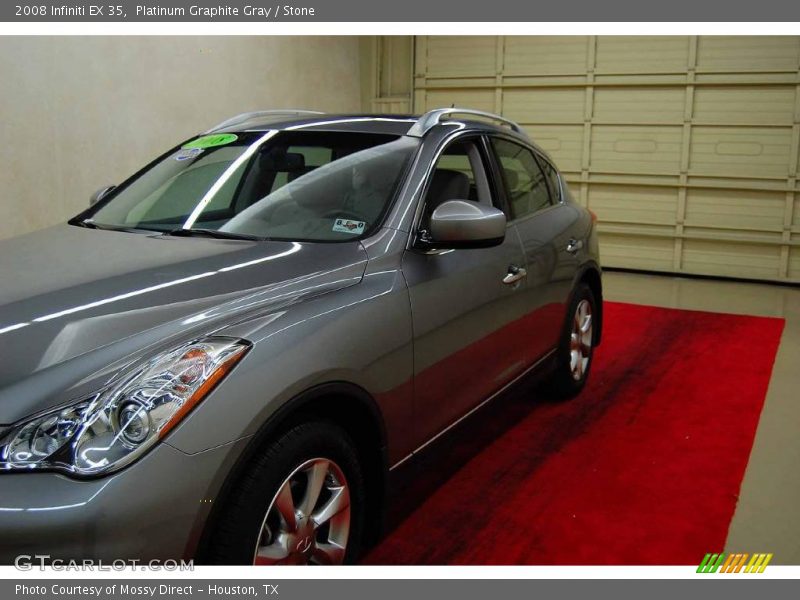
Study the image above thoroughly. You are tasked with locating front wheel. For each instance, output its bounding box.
[543,283,597,399]
[206,421,365,565]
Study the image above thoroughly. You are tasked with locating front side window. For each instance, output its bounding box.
[84,131,418,242]
[421,138,494,224]
[491,138,552,220]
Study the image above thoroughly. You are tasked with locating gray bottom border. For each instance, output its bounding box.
[3,579,799,600]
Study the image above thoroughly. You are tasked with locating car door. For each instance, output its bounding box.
[488,136,581,364]
[401,135,531,446]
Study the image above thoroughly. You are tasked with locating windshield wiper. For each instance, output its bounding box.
[72,220,99,229]
[162,228,264,241]
[71,219,161,234]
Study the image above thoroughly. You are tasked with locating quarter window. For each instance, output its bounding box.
[491,138,552,220]
[538,157,562,203]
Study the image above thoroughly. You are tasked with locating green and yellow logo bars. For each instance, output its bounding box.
[697,553,773,573]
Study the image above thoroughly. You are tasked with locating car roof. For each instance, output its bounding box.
[214,113,420,136]
[206,109,547,155]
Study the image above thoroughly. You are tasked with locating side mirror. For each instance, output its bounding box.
[90,185,116,206]
[426,199,507,249]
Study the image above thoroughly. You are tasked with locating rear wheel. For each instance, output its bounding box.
[544,282,597,399]
[206,421,365,565]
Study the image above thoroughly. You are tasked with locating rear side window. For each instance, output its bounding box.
[491,138,552,220]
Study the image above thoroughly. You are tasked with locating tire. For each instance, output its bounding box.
[543,282,598,400]
[205,421,365,565]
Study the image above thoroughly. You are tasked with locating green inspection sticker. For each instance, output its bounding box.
[182,133,238,150]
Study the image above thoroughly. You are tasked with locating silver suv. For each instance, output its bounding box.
[0,108,602,565]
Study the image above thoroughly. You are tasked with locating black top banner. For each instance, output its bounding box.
[3,0,800,22]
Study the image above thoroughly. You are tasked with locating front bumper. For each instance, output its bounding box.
[0,438,248,563]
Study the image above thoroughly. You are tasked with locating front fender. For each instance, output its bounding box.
[163,267,414,465]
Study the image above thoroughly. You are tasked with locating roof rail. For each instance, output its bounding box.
[408,108,526,137]
[205,110,325,133]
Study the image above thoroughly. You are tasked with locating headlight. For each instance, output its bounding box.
[0,337,250,476]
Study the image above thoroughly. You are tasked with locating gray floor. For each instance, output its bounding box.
[604,271,800,564]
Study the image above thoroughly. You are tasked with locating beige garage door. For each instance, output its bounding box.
[406,36,800,283]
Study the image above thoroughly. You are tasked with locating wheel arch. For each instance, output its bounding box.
[575,262,603,346]
[195,381,389,560]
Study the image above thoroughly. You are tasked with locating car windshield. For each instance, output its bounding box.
[82,130,419,242]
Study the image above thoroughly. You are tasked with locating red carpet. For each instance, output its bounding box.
[365,302,785,565]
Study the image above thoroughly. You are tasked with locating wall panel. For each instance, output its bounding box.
[0,36,363,241]
[408,35,800,282]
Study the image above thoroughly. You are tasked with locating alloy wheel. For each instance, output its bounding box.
[569,299,593,381]
[253,457,351,565]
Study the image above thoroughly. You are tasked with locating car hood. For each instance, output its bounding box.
[0,224,368,423]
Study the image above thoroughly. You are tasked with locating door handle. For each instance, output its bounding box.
[502,265,527,285]
[566,238,584,254]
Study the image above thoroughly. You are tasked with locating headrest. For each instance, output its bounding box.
[426,169,470,211]
[287,166,316,183]
[260,150,305,172]
[504,169,519,191]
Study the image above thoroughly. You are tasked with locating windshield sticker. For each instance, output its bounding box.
[182,133,238,150]
[332,218,366,235]
[174,147,204,161]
